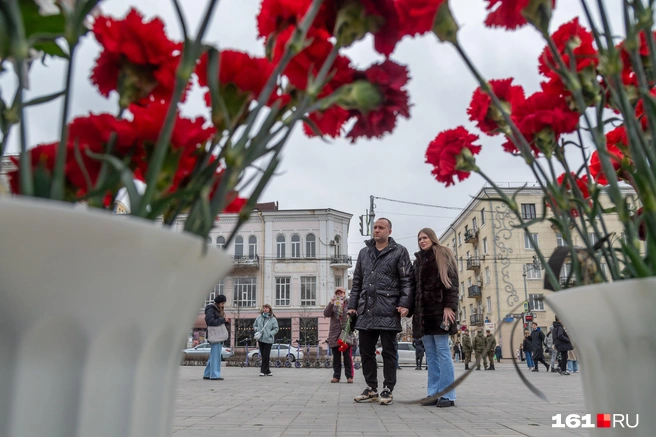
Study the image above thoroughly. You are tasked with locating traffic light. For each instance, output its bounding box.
[523,323,527,329]
[525,314,533,322]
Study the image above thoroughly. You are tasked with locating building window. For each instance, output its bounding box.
[458,232,462,246]
[275,277,291,306]
[235,235,244,257]
[306,233,316,258]
[588,232,597,245]
[524,233,538,250]
[521,203,537,220]
[248,235,257,258]
[469,304,474,315]
[482,237,488,254]
[486,297,492,313]
[299,318,318,345]
[291,234,301,258]
[556,232,564,247]
[525,264,542,280]
[460,282,464,294]
[300,276,317,305]
[334,235,341,256]
[276,234,286,258]
[233,277,256,307]
[216,235,225,250]
[459,257,463,271]
[529,293,545,311]
[204,281,224,307]
[452,237,456,249]
[481,208,486,225]
[485,266,490,284]
[472,217,478,230]
[335,276,342,288]
[467,277,472,287]
[561,262,572,281]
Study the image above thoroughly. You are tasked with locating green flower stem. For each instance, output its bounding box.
[452,41,551,194]
[475,168,561,289]
[138,0,221,217]
[51,43,78,200]
[171,0,189,42]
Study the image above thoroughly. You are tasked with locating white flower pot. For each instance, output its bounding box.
[547,278,655,436]
[0,198,231,437]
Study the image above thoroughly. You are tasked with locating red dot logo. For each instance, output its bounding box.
[597,414,611,428]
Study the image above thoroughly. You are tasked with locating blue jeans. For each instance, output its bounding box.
[526,352,534,368]
[567,360,578,372]
[204,342,222,379]
[423,334,456,401]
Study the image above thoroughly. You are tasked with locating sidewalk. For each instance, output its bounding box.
[173,363,588,437]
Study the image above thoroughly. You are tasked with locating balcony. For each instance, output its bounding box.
[470,313,485,326]
[330,255,352,268]
[233,255,260,269]
[466,257,481,271]
[467,285,482,298]
[464,228,479,244]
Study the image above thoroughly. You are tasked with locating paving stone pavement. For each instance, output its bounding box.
[172,362,589,437]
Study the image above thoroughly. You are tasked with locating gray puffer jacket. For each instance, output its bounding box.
[347,238,415,332]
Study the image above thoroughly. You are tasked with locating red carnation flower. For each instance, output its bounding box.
[553,172,591,216]
[619,31,656,81]
[273,26,334,91]
[90,9,183,106]
[7,143,58,194]
[634,88,656,130]
[224,196,248,213]
[345,60,411,142]
[359,0,403,57]
[484,0,556,31]
[197,50,278,109]
[538,18,598,80]
[256,0,335,41]
[589,145,626,186]
[425,126,481,187]
[396,0,446,37]
[467,78,525,136]
[303,106,351,138]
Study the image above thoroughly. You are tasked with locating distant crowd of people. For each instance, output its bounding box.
[518,318,577,375]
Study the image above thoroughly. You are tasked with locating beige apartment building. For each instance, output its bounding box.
[441,183,637,359]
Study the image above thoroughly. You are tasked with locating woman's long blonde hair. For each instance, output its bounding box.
[418,227,457,288]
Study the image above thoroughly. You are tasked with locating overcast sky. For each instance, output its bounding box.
[1,0,624,257]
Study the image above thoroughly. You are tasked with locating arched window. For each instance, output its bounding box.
[235,235,244,257]
[291,234,301,258]
[306,233,316,258]
[216,236,225,250]
[276,234,286,259]
[334,235,341,256]
[248,235,257,258]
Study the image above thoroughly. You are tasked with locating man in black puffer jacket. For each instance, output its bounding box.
[552,316,573,375]
[348,218,414,405]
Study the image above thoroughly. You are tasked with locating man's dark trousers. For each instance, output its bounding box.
[359,329,397,392]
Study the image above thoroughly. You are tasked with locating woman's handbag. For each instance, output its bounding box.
[254,317,271,341]
[208,323,228,344]
[339,317,356,346]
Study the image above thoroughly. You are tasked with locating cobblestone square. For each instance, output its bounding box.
[173,362,588,437]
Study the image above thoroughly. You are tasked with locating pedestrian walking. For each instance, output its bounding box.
[567,348,579,373]
[253,304,279,377]
[552,316,573,375]
[473,328,485,370]
[349,218,414,405]
[324,287,354,383]
[411,227,459,408]
[461,327,472,370]
[454,342,461,362]
[494,344,502,362]
[413,339,425,370]
[523,331,534,369]
[203,295,227,380]
[484,330,496,370]
[546,328,557,372]
[530,322,550,372]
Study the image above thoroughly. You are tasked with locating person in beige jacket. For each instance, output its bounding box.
[567,348,579,373]
[323,287,354,383]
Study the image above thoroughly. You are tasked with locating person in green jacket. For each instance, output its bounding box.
[472,328,486,370]
[484,329,496,370]
[253,304,280,377]
[460,326,473,370]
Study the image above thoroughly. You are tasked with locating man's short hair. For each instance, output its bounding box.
[531,322,538,326]
[486,329,491,333]
[377,217,392,230]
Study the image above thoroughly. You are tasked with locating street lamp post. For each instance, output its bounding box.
[522,255,541,332]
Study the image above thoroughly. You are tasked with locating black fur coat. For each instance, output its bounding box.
[411,249,459,338]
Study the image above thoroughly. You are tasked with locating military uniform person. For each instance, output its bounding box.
[460,326,473,370]
[484,329,496,370]
[472,328,486,370]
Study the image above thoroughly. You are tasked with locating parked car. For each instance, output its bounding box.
[183,343,234,361]
[376,341,416,364]
[248,344,304,362]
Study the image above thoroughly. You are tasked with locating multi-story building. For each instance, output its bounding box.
[440,183,637,358]
[0,155,16,196]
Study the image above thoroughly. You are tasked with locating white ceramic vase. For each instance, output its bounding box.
[547,278,655,437]
[0,198,231,437]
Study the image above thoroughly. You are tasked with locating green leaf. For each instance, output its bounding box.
[20,0,68,58]
[20,89,64,108]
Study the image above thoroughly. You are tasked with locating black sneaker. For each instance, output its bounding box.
[379,388,393,405]
[436,397,455,408]
[419,396,438,406]
[561,371,571,376]
[354,387,378,403]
